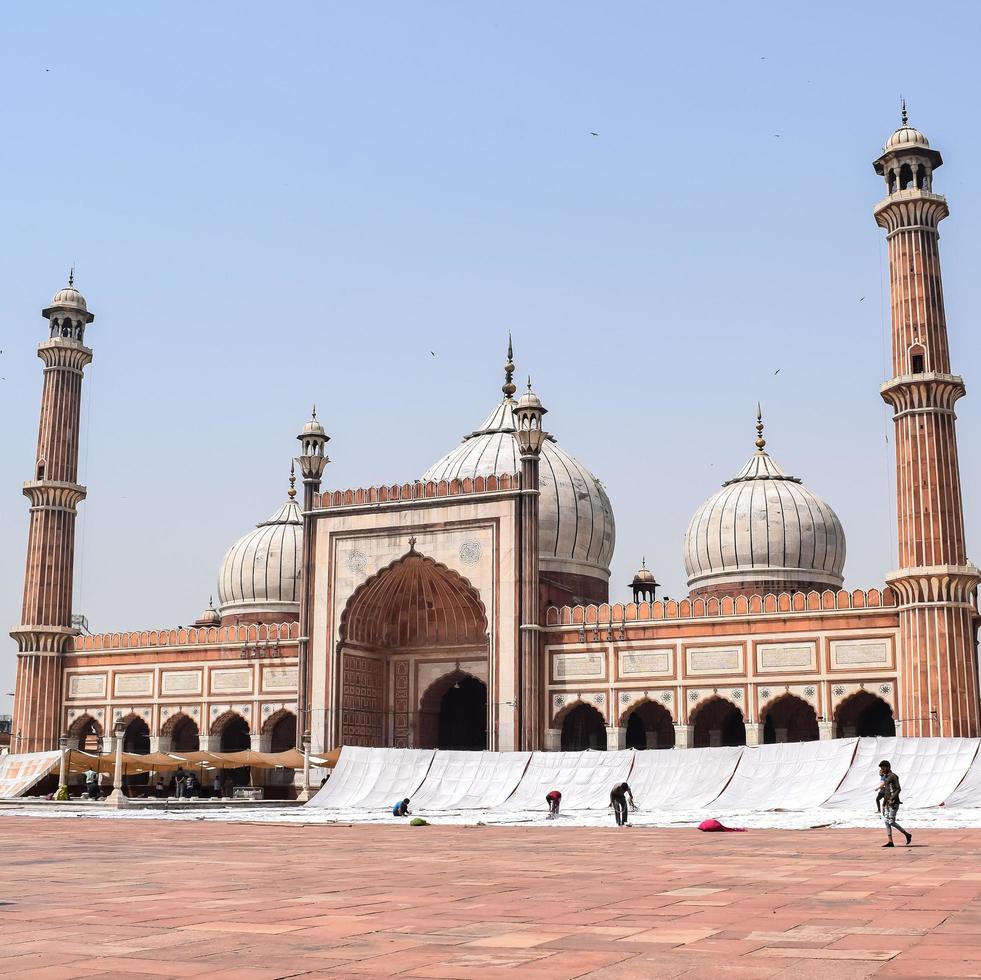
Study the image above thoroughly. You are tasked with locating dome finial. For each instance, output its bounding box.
[901,96,908,127]
[68,264,75,288]
[311,403,317,420]
[502,335,517,399]
[288,460,297,499]
[755,403,766,451]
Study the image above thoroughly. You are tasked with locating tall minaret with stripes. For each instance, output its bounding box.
[875,106,981,737]
[10,276,94,751]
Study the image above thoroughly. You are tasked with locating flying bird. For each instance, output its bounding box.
[430,351,436,357]
[590,132,599,137]
[773,369,780,375]
[859,296,865,302]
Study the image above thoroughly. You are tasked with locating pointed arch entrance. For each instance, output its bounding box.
[762,695,819,743]
[419,672,488,749]
[835,691,896,738]
[691,697,746,748]
[338,550,489,748]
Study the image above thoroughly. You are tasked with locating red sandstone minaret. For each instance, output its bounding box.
[10,276,94,752]
[875,106,981,737]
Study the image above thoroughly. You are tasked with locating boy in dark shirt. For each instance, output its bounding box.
[878,760,912,847]
[610,782,636,827]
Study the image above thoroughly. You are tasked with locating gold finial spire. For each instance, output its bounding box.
[68,264,75,287]
[755,403,766,451]
[311,403,317,419]
[288,460,297,499]
[502,335,516,399]
[527,375,532,391]
[901,96,908,127]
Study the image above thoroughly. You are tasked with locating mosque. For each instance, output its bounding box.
[9,113,981,784]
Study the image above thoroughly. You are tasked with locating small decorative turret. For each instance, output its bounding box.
[195,597,221,627]
[630,559,659,604]
[513,378,548,457]
[296,405,329,484]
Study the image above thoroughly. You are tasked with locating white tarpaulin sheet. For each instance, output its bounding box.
[823,736,980,809]
[942,750,981,807]
[714,739,857,810]
[410,751,531,810]
[306,747,435,810]
[0,751,60,799]
[628,746,742,810]
[496,750,635,811]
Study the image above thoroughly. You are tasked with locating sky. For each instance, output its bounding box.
[2,2,981,712]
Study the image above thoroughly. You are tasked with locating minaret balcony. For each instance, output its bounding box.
[880,371,965,416]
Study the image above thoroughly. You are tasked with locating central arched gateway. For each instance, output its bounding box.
[337,549,489,748]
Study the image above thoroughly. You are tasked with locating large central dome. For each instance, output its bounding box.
[422,348,615,603]
[683,417,845,599]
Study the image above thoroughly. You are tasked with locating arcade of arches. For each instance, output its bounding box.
[338,552,490,750]
[623,700,674,750]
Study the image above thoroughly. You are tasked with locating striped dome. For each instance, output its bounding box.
[684,448,845,595]
[218,497,303,620]
[422,397,615,587]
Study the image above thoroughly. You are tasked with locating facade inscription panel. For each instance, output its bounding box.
[619,649,672,677]
[552,651,605,681]
[67,674,106,699]
[757,643,816,672]
[686,646,742,675]
[161,671,201,695]
[114,673,153,697]
[831,639,890,669]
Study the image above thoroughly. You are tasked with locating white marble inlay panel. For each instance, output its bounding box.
[686,646,742,674]
[831,640,890,668]
[211,669,253,694]
[619,650,671,677]
[552,651,605,681]
[262,667,298,691]
[67,674,106,699]
[161,671,201,695]
[114,673,153,697]
[756,643,816,672]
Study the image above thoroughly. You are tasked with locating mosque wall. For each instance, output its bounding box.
[543,589,901,744]
[53,624,298,750]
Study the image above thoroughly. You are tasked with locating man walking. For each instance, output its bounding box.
[610,782,636,826]
[878,760,911,847]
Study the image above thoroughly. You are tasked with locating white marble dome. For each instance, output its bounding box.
[684,444,845,595]
[218,497,303,620]
[885,124,930,152]
[49,285,88,311]
[422,396,615,589]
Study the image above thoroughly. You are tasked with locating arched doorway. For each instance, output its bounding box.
[419,673,487,749]
[692,697,746,748]
[338,549,489,748]
[623,701,674,750]
[762,695,819,743]
[69,714,103,753]
[118,716,151,795]
[835,692,896,738]
[213,712,251,788]
[268,712,297,752]
[560,703,607,751]
[167,715,200,752]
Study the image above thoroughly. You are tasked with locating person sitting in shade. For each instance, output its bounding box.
[545,789,562,819]
[392,798,411,817]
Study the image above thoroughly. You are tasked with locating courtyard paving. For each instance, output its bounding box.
[0,817,980,978]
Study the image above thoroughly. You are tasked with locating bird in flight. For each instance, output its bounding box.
[773,369,781,375]
[430,351,436,357]
[589,132,599,137]
[859,296,865,302]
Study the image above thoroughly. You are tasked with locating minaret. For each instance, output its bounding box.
[874,106,981,737]
[10,275,94,751]
[513,375,547,751]
[296,408,329,750]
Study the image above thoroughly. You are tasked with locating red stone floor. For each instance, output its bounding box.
[1,818,981,979]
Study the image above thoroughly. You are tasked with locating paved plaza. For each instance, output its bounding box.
[1,817,981,978]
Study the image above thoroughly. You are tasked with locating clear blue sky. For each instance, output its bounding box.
[3,2,981,711]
